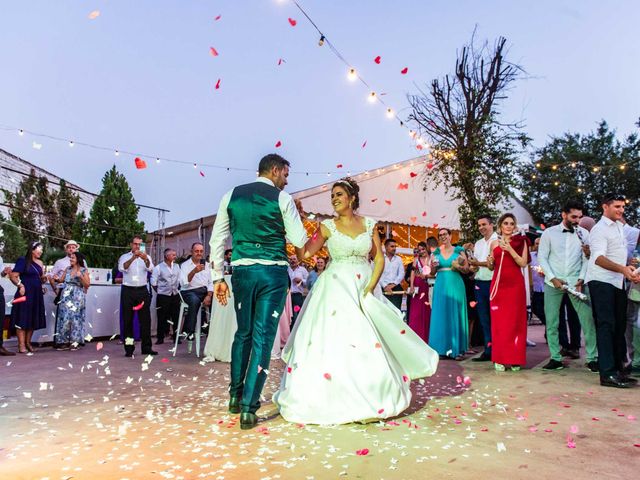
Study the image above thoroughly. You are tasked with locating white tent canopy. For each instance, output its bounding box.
[292,156,535,229]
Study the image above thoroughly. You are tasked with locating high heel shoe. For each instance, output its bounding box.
[494,363,506,372]
[26,343,34,353]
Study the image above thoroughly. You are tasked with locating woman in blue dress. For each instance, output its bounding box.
[53,252,91,350]
[10,242,47,354]
[429,228,470,360]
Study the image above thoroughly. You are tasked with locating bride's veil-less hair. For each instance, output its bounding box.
[332,177,360,210]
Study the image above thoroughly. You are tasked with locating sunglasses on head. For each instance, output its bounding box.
[602,193,626,203]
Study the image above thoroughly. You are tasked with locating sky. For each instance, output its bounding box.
[1,0,639,230]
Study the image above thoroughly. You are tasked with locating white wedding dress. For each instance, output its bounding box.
[273,217,439,424]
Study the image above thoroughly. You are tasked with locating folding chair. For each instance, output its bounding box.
[172,290,210,357]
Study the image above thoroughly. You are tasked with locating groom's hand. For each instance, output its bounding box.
[214,281,230,306]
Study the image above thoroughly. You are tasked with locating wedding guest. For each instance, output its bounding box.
[380,238,405,311]
[469,214,498,361]
[538,201,597,372]
[306,257,327,291]
[426,236,438,305]
[529,237,546,326]
[408,241,432,342]
[0,257,15,356]
[430,228,470,359]
[288,255,308,326]
[586,194,639,387]
[223,248,233,275]
[53,251,90,350]
[404,248,418,320]
[151,248,181,344]
[118,235,157,357]
[180,242,213,342]
[9,242,47,354]
[487,213,530,372]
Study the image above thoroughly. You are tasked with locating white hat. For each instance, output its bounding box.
[65,240,79,247]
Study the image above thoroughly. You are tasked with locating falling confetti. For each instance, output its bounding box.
[374,56,381,64]
[214,78,221,90]
[134,157,147,169]
[288,17,297,26]
[401,67,409,74]
[275,140,282,148]
[88,10,100,20]
[214,14,221,21]
[397,183,408,190]
[362,140,367,148]
[133,301,145,311]
[356,448,369,456]
[209,46,219,57]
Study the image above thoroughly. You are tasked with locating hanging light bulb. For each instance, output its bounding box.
[386,108,394,119]
[409,130,415,138]
[577,188,583,193]
[367,91,377,103]
[535,162,540,168]
[620,164,626,170]
[68,141,74,147]
[318,35,325,47]
[532,174,537,179]
[193,163,197,168]
[114,150,120,156]
[18,129,24,136]
[347,68,357,81]
[155,157,160,164]
[552,165,557,170]
[593,166,599,172]
[570,162,576,168]
[554,181,559,186]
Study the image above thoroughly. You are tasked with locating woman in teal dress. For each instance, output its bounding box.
[429,228,470,360]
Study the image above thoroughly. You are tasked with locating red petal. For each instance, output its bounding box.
[323,373,332,380]
[288,17,297,26]
[427,162,434,169]
[384,200,392,205]
[375,343,381,348]
[469,301,478,308]
[416,144,423,150]
[378,408,384,414]
[400,329,406,334]
[209,47,219,57]
[356,448,369,456]
[374,56,381,64]
[134,157,147,170]
[214,15,221,21]
[410,172,418,178]
[287,366,292,373]
[215,78,221,90]
[133,301,145,311]
[356,273,361,279]
[402,375,409,382]
[293,305,301,312]
[362,140,367,148]
[199,171,205,177]
[161,357,169,363]
[422,211,427,217]
[277,58,284,66]
[11,296,27,304]
[275,140,282,148]
[336,163,343,168]
[401,67,408,74]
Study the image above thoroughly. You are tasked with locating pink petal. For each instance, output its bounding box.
[356,448,369,456]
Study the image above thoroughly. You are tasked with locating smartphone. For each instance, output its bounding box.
[199,258,206,266]
[139,243,146,253]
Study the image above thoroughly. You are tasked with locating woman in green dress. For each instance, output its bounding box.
[429,228,470,360]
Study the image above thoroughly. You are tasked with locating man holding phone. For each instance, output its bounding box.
[180,242,213,343]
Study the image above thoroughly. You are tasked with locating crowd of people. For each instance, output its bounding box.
[1,191,639,391]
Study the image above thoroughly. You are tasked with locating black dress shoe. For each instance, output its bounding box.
[542,359,565,370]
[619,374,638,384]
[600,375,633,388]
[586,361,599,373]
[0,346,16,356]
[240,412,258,430]
[472,354,491,362]
[229,396,240,414]
[125,351,134,358]
[142,350,159,355]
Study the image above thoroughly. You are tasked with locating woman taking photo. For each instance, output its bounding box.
[487,213,530,371]
[408,241,432,342]
[53,251,91,350]
[429,228,470,360]
[10,242,47,354]
[306,256,327,292]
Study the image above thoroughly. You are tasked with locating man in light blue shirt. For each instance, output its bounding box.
[538,200,597,372]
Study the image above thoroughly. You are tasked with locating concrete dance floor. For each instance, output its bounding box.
[1,325,638,480]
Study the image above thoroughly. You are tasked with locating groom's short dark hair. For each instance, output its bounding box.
[259,154,290,174]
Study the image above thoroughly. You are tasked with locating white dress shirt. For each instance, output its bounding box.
[380,254,405,288]
[473,232,498,281]
[209,177,308,282]
[585,216,628,289]
[288,266,309,294]
[118,252,154,287]
[180,259,214,292]
[623,223,640,263]
[538,223,589,287]
[151,261,181,296]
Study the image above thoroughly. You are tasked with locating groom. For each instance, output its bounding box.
[209,153,308,429]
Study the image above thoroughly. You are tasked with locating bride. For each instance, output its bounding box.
[273,178,439,424]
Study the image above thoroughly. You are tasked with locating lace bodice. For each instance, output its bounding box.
[322,217,376,264]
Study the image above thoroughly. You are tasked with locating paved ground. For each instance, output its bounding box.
[1,325,639,480]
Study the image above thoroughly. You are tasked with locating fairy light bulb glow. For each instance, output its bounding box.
[552,165,557,170]
[367,91,377,103]
[18,129,24,136]
[69,141,74,147]
[386,108,394,118]
[347,68,357,81]
[114,150,120,156]
[156,158,160,164]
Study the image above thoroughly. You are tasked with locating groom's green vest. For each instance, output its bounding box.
[227,181,288,263]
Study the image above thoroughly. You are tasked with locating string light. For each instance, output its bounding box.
[551,165,557,170]
[570,162,576,168]
[592,166,599,172]
[386,108,394,119]
[155,157,160,164]
[318,35,325,47]
[18,129,24,136]
[367,92,377,103]
[68,141,74,147]
[347,68,357,81]
[535,162,540,168]
[114,150,120,157]
[620,164,626,170]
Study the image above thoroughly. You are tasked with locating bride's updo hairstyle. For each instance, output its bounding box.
[332,177,360,210]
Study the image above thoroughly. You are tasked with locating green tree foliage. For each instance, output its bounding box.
[408,35,529,239]
[83,166,145,268]
[0,213,27,262]
[518,121,640,226]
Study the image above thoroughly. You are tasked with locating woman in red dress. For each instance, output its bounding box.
[487,213,530,372]
[408,241,432,342]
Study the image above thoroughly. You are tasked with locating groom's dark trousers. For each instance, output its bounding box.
[230,264,289,414]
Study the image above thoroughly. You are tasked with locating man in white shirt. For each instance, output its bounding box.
[538,201,597,372]
[151,248,181,345]
[288,255,308,327]
[469,214,498,361]
[621,217,640,376]
[380,238,405,311]
[179,242,213,341]
[118,235,156,357]
[586,194,640,388]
